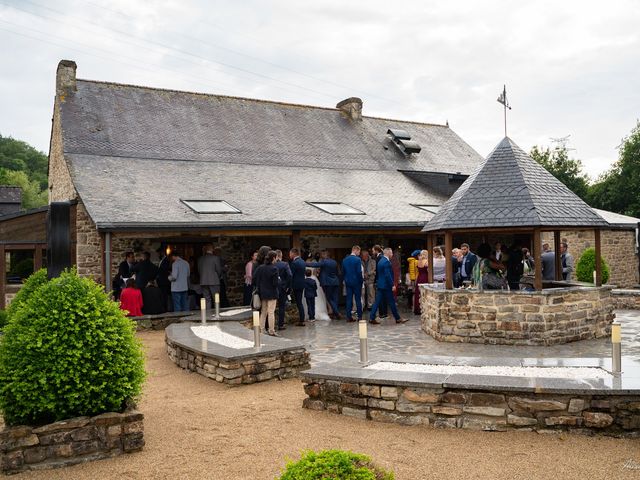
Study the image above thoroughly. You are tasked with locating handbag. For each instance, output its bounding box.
[482,272,507,290]
[251,288,261,310]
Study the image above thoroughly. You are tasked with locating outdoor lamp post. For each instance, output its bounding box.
[200,297,206,324]
[611,321,622,375]
[253,311,261,348]
[359,319,368,364]
[214,292,220,320]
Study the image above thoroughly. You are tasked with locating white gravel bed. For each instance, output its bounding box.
[219,307,252,317]
[190,325,254,349]
[366,361,612,379]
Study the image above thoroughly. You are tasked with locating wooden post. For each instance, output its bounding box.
[594,229,602,286]
[426,234,434,283]
[0,245,5,310]
[553,230,562,281]
[533,229,543,291]
[291,230,301,251]
[444,231,453,289]
[34,246,43,272]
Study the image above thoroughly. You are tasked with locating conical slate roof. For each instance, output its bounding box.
[423,137,608,232]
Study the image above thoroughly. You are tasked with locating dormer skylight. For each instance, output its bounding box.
[307,202,365,215]
[412,204,440,214]
[181,200,241,214]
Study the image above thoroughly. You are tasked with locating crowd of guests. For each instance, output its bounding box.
[114,244,230,317]
[245,244,409,334]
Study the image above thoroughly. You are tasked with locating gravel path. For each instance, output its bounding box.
[10,330,640,480]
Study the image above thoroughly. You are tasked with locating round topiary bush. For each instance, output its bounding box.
[6,268,48,318]
[0,269,145,426]
[575,247,610,284]
[278,450,394,480]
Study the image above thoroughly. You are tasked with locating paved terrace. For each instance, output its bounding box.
[277,309,640,367]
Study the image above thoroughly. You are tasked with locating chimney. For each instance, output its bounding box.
[56,60,77,97]
[336,97,363,122]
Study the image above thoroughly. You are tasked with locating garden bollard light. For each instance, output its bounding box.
[200,297,206,324]
[214,292,220,320]
[253,311,261,348]
[359,319,368,364]
[611,321,621,375]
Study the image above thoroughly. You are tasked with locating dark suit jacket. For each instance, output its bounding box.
[290,257,307,290]
[312,258,340,287]
[118,260,134,280]
[254,264,279,300]
[342,254,363,287]
[460,253,477,278]
[276,260,292,291]
[141,286,166,315]
[131,259,159,289]
[303,277,318,298]
[156,256,171,292]
[376,256,394,290]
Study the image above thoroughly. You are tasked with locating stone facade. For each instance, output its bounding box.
[166,336,310,385]
[541,229,639,288]
[420,286,615,345]
[302,379,640,437]
[0,410,144,474]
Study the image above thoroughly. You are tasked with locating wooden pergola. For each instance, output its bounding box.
[422,137,609,290]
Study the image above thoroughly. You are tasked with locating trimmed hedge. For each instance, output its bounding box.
[0,269,145,426]
[6,268,48,318]
[279,450,394,480]
[575,247,610,284]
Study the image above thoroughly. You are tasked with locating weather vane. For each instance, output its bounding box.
[497,84,511,137]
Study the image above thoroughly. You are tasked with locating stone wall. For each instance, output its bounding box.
[48,99,77,203]
[420,286,615,345]
[302,379,640,437]
[166,336,310,385]
[541,229,638,288]
[75,202,102,283]
[612,289,640,310]
[0,410,144,474]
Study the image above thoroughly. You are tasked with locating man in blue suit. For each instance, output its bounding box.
[309,250,341,320]
[342,245,363,322]
[288,248,308,326]
[459,243,477,285]
[275,249,292,330]
[369,248,407,325]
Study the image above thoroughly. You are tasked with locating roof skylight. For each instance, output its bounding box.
[412,204,441,214]
[307,202,365,215]
[181,200,241,214]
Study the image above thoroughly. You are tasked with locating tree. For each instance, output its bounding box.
[0,168,47,210]
[589,121,640,217]
[0,135,48,191]
[530,145,591,201]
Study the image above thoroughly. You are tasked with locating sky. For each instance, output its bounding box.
[0,0,639,179]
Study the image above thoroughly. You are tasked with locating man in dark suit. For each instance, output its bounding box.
[459,243,477,285]
[372,245,387,318]
[369,248,407,325]
[309,250,341,320]
[114,251,135,300]
[131,251,159,290]
[156,247,172,311]
[342,245,363,322]
[289,248,307,326]
[275,249,292,330]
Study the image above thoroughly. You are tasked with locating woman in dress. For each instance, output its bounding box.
[253,250,280,336]
[303,267,331,321]
[413,250,429,315]
[432,246,446,283]
[243,251,258,305]
[119,278,143,317]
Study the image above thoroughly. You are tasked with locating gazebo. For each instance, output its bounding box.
[423,137,609,290]
[418,137,614,346]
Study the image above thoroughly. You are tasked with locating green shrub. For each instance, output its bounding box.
[278,450,394,480]
[575,247,610,284]
[0,310,7,330]
[0,269,145,426]
[6,268,48,318]
[9,258,34,279]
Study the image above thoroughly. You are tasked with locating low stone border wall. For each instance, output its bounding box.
[420,285,615,345]
[0,410,144,474]
[134,306,254,331]
[612,289,640,310]
[301,357,640,437]
[165,322,310,385]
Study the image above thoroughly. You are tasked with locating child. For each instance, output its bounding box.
[303,269,318,322]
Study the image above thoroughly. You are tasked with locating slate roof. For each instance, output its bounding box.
[593,208,640,228]
[423,137,610,232]
[58,79,483,229]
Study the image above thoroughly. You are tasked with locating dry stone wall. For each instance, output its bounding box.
[302,379,640,437]
[0,410,143,474]
[420,286,615,345]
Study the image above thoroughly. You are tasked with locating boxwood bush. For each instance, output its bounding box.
[0,269,145,426]
[278,450,394,480]
[575,247,610,284]
[6,268,48,318]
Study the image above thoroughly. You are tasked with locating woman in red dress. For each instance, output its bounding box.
[119,278,143,317]
[413,250,429,315]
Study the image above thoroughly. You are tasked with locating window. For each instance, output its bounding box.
[181,200,241,214]
[412,204,440,214]
[307,202,365,215]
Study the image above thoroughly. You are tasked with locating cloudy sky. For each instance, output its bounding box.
[1,0,639,179]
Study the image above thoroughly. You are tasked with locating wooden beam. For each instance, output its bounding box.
[533,229,543,291]
[553,230,562,281]
[426,234,434,283]
[34,247,42,271]
[291,230,301,251]
[594,229,602,286]
[444,231,453,289]
[0,245,5,310]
